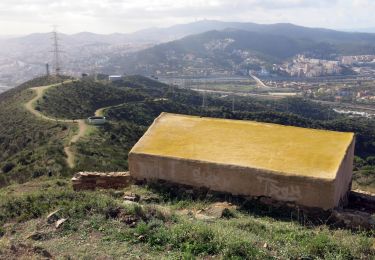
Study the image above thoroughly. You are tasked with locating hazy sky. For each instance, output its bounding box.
[0,0,373,35]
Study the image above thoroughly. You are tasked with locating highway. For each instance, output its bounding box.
[249,73,268,88]
[312,99,375,113]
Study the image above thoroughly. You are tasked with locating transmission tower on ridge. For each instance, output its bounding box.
[202,69,207,109]
[232,94,235,112]
[51,26,63,76]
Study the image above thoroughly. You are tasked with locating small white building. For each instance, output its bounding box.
[109,75,123,82]
[87,116,106,125]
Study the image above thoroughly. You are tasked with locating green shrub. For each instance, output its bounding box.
[223,240,265,259]
[0,189,118,225]
[221,208,236,219]
[0,226,5,237]
[236,220,267,235]
[170,223,220,255]
[1,162,15,173]
[354,156,366,170]
[147,226,170,248]
[304,233,352,259]
[366,156,375,165]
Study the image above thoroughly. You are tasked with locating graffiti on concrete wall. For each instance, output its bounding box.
[192,167,222,188]
[257,176,302,201]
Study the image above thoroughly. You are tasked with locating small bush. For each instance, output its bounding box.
[0,189,118,225]
[170,223,220,255]
[223,240,265,259]
[32,170,44,178]
[236,220,267,235]
[55,180,67,186]
[354,156,366,170]
[304,233,352,259]
[366,156,375,166]
[0,175,8,187]
[125,204,145,219]
[0,226,5,237]
[221,208,236,219]
[1,163,15,173]
[147,226,170,248]
[135,222,149,236]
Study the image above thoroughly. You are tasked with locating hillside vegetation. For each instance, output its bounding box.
[24,75,375,192]
[106,27,375,75]
[0,177,374,259]
[37,80,146,119]
[0,75,374,258]
[0,76,75,187]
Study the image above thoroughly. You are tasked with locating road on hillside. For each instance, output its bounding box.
[312,99,375,113]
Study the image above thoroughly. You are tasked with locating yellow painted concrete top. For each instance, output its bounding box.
[130,113,354,180]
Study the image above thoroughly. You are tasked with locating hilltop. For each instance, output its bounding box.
[0,75,374,258]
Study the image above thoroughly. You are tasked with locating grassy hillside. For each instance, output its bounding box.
[37,80,147,119]
[0,76,75,187]
[0,75,374,258]
[0,177,373,259]
[0,75,71,104]
[33,76,375,191]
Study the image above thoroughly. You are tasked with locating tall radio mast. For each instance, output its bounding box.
[51,26,62,76]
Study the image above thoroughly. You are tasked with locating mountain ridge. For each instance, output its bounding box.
[105,28,375,76]
[2,20,375,85]
[5,20,375,45]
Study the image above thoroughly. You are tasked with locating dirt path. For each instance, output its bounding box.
[25,83,69,121]
[64,120,88,168]
[24,81,87,168]
[24,80,121,169]
[95,107,107,117]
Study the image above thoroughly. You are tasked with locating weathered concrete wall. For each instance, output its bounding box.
[129,150,353,210]
[333,138,355,207]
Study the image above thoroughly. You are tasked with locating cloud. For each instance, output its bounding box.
[0,0,372,34]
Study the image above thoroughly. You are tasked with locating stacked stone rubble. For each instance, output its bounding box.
[72,172,132,191]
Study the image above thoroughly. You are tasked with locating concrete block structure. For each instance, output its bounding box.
[129,113,355,210]
[87,116,106,125]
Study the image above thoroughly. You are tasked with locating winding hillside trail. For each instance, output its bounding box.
[64,119,87,168]
[25,83,69,121]
[24,80,137,168]
[24,80,90,168]
[95,107,107,117]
